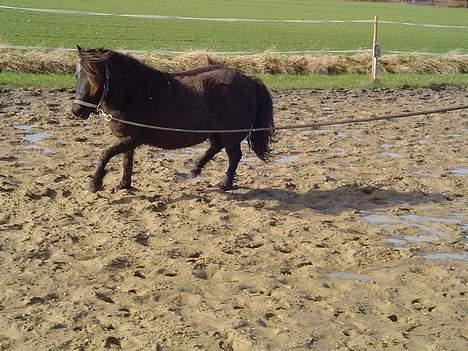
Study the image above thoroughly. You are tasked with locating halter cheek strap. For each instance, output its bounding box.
[73,64,110,112]
[72,99,99,109]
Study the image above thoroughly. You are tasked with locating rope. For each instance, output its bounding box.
[100,104,468,133]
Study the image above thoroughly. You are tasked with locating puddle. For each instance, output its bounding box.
[363,213,455,237]
[412,224,448,237]
[335,131,347,138]
[384,238,409,246]
[383,152,401,159]
[332,148,346,154]
[22,132,49,143]
[274,155,300,164]
[449,168,468,176]
[243,155,258,163]
[380,143,395,149]
[363,210,465,250]
[325,272,370,281]
[23,145,52,154]
[414,169,442,177]
[401,214,459,224]
[174,171,197,182]
[16,127,52,154]
[14,124,33,131]
[363,214,399,224]
[384,235,437,246]
[401,235,436,243]
[423,252,468,262]
[158,147,206,160]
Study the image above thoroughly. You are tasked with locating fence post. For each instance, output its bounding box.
[371,16,380,82]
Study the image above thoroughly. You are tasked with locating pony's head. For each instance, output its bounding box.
[72,46,111,119]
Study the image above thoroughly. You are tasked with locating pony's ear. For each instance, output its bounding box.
[76,45,83,55]
[103,50,112,59]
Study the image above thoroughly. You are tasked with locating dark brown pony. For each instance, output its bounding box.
[72,47,275,192]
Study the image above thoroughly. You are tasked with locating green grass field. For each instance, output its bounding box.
[1,72,467,90]
[0,0,467,52]
[1,1,467,89]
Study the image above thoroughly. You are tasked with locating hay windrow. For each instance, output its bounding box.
[0,49,467,75]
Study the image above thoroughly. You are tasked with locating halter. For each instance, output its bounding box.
[73,64,110,112]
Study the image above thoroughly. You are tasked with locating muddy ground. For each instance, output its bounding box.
[0,87,467,350]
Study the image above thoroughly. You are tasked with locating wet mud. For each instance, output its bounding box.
[0,87,467,350]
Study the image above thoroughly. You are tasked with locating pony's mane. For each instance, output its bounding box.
[80,49,150,95]
[170,64,224,77]
[78,49,110,94]
[79,48,225,95]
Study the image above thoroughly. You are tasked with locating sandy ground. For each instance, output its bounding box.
[0,86,467,351]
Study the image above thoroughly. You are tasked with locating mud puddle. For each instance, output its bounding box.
[362,206,467,261]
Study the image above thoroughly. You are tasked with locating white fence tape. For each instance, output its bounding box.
[2,44,466,57]
[1,4,467,29]
[380,20,468,29]
[0,44,371,55]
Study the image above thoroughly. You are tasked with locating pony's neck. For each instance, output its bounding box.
[104,62,171,114]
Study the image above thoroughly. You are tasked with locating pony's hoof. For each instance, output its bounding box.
[89,183,103,193]
[190,168,201,178]
[112,184,132,193]
[218,179,234,191]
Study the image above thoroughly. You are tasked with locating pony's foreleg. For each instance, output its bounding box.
[191,137,223,177]
[114,148,135,191]
[218,143,242,191]
[90,138,136,192]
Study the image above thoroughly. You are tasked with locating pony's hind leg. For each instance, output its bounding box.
[191,135,223,177]
[90,137,137,192]
[218,143,242,191]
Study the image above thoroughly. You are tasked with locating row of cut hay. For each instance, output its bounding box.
[1,49,467,75]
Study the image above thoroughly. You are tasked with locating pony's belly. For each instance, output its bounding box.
[144,132,209,149]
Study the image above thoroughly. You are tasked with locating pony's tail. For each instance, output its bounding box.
[248,78,275,161]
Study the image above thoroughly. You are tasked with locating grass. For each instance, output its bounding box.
[1,1,466,90]
[0,72,74,89]
[1,0,467,23]
[0,0,467,52]
[262,73,468,90]
[1,72,467,90]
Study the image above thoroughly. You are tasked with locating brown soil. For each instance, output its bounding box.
[0,87,467,350]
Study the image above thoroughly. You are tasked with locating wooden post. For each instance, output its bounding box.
[371,16,380,82]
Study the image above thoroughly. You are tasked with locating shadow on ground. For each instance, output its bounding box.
[228,184,446,214]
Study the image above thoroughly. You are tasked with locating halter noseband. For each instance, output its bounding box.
[73,64,110,112]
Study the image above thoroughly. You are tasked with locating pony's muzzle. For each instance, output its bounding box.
[72,103,94,119]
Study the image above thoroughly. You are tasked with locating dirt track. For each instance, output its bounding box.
[0,87,467,350]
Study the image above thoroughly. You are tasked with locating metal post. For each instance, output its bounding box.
[371,16,380,82]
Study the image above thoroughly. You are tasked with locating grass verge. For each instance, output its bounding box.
[0,72,75,89]
[1,0,467,52]
[1,72,467,90]
[261,73,468,90]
